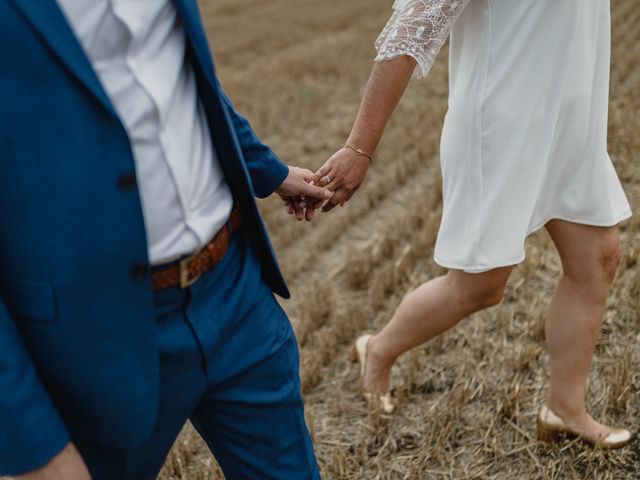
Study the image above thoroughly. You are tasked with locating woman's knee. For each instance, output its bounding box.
[471,282,507,309]
[565,234,622,286]
[601,237,622,281]
[448,268,510,311]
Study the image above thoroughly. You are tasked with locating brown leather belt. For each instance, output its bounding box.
[151,205,242,291]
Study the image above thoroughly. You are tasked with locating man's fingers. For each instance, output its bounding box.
[282,198,294,215]
[304,198,324,210]
[298,181,333,201]
[305,206,316,222]
[299,168,314,179]
[285,196,304,221]
[286,197,298,213]
[291,198,302,213]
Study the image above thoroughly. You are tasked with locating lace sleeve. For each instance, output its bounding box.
[374,0,471,79]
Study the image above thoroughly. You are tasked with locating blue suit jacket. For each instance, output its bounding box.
[0,0,290,474]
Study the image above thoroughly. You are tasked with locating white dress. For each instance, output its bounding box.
[375,0,631,272]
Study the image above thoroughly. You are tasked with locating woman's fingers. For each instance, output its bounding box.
[322,167,346,191]
[322,201,338,213]
[314,162,346,190]
[310,163,331,186]
[306,198,325,210]
[314,167,336,190]
[322,188,348,212]
[344,185,360,203]
[284,160,358,219]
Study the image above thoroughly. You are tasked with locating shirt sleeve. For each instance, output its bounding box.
[374,0,471,79]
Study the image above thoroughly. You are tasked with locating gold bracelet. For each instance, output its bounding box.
[344,144,373,164]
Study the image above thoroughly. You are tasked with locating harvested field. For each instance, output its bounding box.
[156,0,640,479]
[4,1,635,480]
[156,1,640,478]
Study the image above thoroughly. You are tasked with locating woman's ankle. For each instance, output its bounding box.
[546,397,588,423]
[367,334,397,370]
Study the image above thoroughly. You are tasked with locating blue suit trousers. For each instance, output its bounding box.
[74,229,320,479]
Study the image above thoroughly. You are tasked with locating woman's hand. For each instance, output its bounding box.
[276,166,333,221]
[311,148,371,212]
[309,57,416,213]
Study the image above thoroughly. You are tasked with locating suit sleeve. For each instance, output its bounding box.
[217,89,289,199]
[0,296,69,475]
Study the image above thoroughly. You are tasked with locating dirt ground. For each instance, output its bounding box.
[0,2,636,480]
[153,1,640,478]
[156,0,640,479]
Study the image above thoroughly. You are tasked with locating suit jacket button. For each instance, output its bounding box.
[118,173,137,191]
[131,263,150,281]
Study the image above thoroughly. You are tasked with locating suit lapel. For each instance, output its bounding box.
[172,0,217,88]
[172,0,240,178]
[8,0,117,117]
[9,0,216,118]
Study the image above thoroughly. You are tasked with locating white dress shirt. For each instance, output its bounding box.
[56,0,234,265]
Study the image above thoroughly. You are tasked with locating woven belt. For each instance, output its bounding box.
[151,205,241,291]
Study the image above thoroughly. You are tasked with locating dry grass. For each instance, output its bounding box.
[156,1,640,478]
[5,1,636,479]
[157,0,640,478]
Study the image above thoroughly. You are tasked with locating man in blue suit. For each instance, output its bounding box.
[0,1,331,478]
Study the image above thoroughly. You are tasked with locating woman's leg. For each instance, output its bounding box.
[364,266,513,394]
[544,219,622,439]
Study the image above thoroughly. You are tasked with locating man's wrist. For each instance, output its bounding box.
[258,156,289,198]
[274,165,291,195]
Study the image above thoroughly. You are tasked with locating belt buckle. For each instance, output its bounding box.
[179,250,201,289]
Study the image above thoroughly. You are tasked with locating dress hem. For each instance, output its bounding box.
[433,209,633,274]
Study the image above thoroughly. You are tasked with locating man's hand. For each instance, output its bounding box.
[17,443,91,480]
[310,148,370,212]
[276,166,333,221]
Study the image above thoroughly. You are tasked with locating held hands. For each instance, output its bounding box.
[278,148,370,221]
[276,166,334,221]
[311,147,371,212]
[277,54,410,220]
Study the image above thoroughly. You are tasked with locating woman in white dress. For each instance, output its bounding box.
[310,0,632,447]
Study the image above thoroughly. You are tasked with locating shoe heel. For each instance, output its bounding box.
[349,344,359,363]
[537,416,562,444]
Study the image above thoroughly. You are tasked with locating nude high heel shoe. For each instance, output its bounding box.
[350,334,395,413]
[536,405,632,449]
